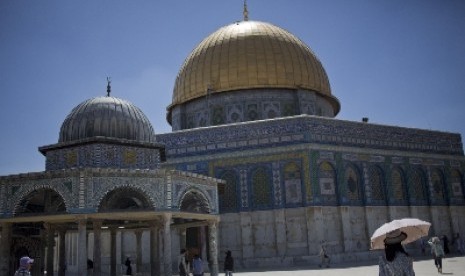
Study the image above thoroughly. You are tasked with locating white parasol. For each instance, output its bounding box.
[370,218,431,250]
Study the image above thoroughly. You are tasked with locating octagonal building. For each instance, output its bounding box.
[158,7,465,271]
[1,4,465,276]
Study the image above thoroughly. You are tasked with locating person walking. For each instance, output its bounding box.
[378,230,415,276]
[318,244,331,268]
[192,254,204,276]
[420,238,426,255]
[429,236,445,273]
[178,249,188,276]
[224,250,234,276]
[125,257,132,275]
[14,256,34,276]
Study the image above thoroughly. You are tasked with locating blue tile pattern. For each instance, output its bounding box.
[158,116,465,212]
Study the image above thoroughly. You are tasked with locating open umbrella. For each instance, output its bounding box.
[370,218,431,250]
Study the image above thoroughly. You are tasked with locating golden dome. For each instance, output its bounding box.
[170,20,339,114]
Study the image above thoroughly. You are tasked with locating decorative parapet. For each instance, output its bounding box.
[39,137,164,171]
[0,167,223,219]
[157,115,464,157]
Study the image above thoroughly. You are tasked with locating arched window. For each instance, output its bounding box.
[15,188,66,216]
[368,166,385,202]
[211,106,225,125]
[318,161,337,204]
[99,187,153,212]
[219,170,238,212]
[450,170,464,198]
[344,165,361,202]
[411,168,427,203]
[180,190,210,213]
[284,162,302,205]
[391,167,407,201]
[431,169,446,202]
[252,167,271,209]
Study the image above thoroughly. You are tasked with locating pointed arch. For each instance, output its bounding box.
[450,169,464,199]
[180,188,211,214]
[98,186,155,212]
[219,170,238,213]
[318,161,338,204]
[343,163,362,205]
[368,165,386,204]
[283,161,303,206]
[431,169,447,204]
[14,188,67,216]
[410,167,429,205]
[391,166,408,203]
[251,166,272,209]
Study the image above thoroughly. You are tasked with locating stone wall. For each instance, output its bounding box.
[217,205,465,269]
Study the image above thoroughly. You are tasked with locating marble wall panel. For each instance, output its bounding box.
[284,208,308,255]
[388,206,410,221]
[430,206,453,238]
[365,206,389,241]
[340,206,369,252]
[218,213,243,255]
[250,211,277,258]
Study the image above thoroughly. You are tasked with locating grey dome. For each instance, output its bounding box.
[59,96,156,143]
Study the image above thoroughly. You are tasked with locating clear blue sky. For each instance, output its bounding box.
[1,0,464,175]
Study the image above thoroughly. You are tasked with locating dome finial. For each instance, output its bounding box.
[106,77,111,97]
[243,0,249,21]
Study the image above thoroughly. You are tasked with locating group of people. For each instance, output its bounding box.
[179,248,207,276]
[179,248,234,276]
[379,230,463,275]
[11,231,462,276]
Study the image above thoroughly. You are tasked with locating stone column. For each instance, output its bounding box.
[57,227,67,276]
[180,227,187,250]
[77,219,87,276]
[40,228,47,274]
[162,214,172,276]
[208,220,219,276]
[0,222,12,275]
[200,226,207,266]
[149,221,160,276]
[92,220,102,276]
[110,226,117,276]
[45,222,56,276]
[135,229,143,274]
[158,226,164,275]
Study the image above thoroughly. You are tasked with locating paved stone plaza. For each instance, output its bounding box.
[225,255,465,276]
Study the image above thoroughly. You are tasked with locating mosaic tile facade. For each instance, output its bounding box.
[0,168,220,218]
[41,139,162,171]
[160,115,464,157]
[170,89,334,130]
[158,115,465,213]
